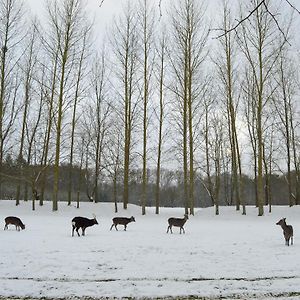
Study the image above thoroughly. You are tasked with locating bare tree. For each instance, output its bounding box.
[46,0,88,210]
[214,1,245,214]
[111,2,140,209]
[15,22,39,205]
[38,39,59,206]
[273,46,299,206]
[154,29,167,215]
[137,0,156,215]
[237,0,285,215]
[169,0,208,215]
[84,52,112,203]
[67,24,91,206]
[0,0,24,198]
[202,86,215,207]
[23,81,44,204]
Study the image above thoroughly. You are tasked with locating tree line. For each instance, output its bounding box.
[1,158,297,210]
[0,0,299,216]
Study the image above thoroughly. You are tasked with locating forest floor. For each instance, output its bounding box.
[0,200,300,299]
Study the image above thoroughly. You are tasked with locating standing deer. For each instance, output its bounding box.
[167,214,188,234]
[110,216,135,231]
[276,218,294,246]
[72,215,98,237]
[4,216,25,231]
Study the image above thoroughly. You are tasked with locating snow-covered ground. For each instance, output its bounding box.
[0,200,300,299]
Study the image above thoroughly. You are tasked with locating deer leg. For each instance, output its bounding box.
[124,224,127,231]
[76,227,80,237]
[110,224,114,231]
[82,227,86,236]
[291,236,294,245]
[72,226,75,236]
[4,224,7,230]
[167,226,169,233]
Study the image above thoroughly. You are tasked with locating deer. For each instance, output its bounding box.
[72,215,98,237]
[110,216,135,231]
[167,214,188,234]
[276,218,294,246]
[4,216,25,231]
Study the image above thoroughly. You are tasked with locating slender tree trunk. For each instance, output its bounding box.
[187,59,195,215]
[113,173,118,213]
[0,24,8,200]
[256,23,264,216]
[155,36,166,215]
[53,59,67,211]
[114,8,138,211]
[16,27,37,205]
[16,87,29,204]
[68,30,88,205]
[123,53,130,210]
[51,0,81,211]
[183,51,189,215]
[141,30,148,216]
[40,50,58,206]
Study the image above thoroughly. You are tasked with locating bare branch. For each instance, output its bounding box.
[99,0,105,8]
[285,0,300,15]
[262,1,291,46]
[213,0,266,38]
[159,0,162,17]
[213,0,298,42]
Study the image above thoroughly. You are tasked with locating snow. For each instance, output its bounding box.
[0,200,300,299]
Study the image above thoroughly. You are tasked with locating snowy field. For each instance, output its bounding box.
[0,200,300,300]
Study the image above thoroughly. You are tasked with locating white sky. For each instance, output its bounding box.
[26,0,125,43]
[25,0,300,49]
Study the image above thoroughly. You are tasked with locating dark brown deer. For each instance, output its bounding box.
[4,216,25,231]
[167,214,188,234]
[110,216,135,231]
[72,216,98,237]
[276,218,294,246]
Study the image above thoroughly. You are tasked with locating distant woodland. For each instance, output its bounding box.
[1,160,298,208]
[0,0,299,215]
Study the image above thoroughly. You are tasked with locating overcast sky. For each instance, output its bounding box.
[25,0,300,50]
[24,0,230,38]
[26,0,124,43]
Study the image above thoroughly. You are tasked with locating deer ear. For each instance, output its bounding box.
[92,214,96,219]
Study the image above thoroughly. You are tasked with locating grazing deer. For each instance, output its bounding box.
[276,218,294,246]
[72,215,98,237]
[110,216,135,231]
[4,216,25,231]
[167,214,188,234]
